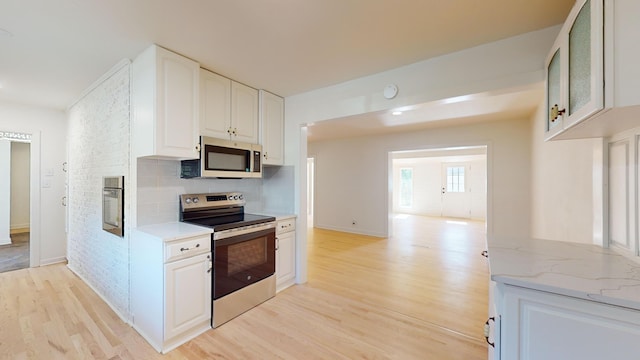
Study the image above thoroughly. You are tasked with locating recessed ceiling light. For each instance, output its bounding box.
[392,111,402,116]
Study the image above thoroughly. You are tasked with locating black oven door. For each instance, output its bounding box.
[213,226,276,299]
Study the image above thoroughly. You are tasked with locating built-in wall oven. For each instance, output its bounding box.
[180,192,276,328]
[102,176,124,237]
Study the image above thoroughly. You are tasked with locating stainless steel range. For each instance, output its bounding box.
[179,192,276,328]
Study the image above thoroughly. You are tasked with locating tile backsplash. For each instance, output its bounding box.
[136,158,293,226]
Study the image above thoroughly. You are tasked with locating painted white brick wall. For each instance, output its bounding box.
[67,63,131,319]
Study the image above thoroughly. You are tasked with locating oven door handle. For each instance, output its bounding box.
[213,222,276,241]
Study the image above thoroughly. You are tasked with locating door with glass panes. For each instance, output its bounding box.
[441,163,471,218]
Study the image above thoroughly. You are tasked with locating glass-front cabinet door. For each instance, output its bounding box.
[564,0,604,128]
[545,37,565,139]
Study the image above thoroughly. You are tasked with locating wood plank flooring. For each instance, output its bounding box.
[0,231,29,273]
[0,215,489,359]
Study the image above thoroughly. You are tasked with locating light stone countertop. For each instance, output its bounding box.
[488,236,640,310]
[252,212,296,221]
[133,222,212,242]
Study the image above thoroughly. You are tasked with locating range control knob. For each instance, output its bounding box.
[239,194,244,200]
[192,197,199,203]
[185,198,192,204]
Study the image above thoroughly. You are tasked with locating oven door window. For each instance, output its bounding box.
[102,188,123,236]
[213,228,275,299]
[205,145,250,172]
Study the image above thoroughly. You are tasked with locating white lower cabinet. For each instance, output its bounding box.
[275,217,296,292]
[164,253,211,341]
[486,280,500,360]
[131,225,212,353]
[496,284,640,359]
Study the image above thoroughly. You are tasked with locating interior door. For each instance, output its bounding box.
[441,163,471,218]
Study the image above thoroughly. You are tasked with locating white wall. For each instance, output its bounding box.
[529,102,601,244]
[0,139,10,244]
[392,154,486,220]
[10,141,30,229]
[393,158,442,216]
[0,100,67,265]
[67,62,131,319]
[308,117,531,238]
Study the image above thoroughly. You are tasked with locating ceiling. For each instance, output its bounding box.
[307,84,544,142]
[0,0,573,137]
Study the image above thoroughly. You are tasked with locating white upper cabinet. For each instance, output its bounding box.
[199,69,232,140]
[200,68,259,144]
[131,45,200,159]
[546,0,640,140]
[231,81,259,143]
[259,90,284,166]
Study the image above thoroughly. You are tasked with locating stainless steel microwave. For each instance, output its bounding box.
[181,136,262,179]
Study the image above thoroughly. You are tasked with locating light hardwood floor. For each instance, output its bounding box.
[0,215,489,359]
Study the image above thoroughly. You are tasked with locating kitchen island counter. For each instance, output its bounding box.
[488,236,640,310]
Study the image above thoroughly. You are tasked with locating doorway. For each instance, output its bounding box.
[0,137,31,273]
[307,157,315,228]
[390,146,487,225]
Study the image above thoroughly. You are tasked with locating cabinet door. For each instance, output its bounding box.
[156,47,200,158]
[259,90,284,166]
[501,285,640,360]
[545,37,565,139]
[564,0,604,128]
[164,252,211,341]
[231,81,259,144]
[200,69,232,140]
[487,282,500,359]
[276,230,295,291]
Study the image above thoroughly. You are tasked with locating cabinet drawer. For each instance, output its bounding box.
[165,235,211,263]
[277,219,295,234]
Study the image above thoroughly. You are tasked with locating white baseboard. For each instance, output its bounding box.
[10,224,29,231]
[0,237,11,246]
[313,224,386,238]
[40,256,67,266]
[66,263,133,326]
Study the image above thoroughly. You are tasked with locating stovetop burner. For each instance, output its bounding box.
[179,192,275,231]
[184,213,275,232]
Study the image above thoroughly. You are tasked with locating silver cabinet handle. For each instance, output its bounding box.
[62,196,67,206]
[180,243,200,252]
[484,317,495,348]
[275,237,279,250]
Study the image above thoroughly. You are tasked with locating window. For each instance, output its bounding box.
[446,166,465,193]
[399,168,413,207]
